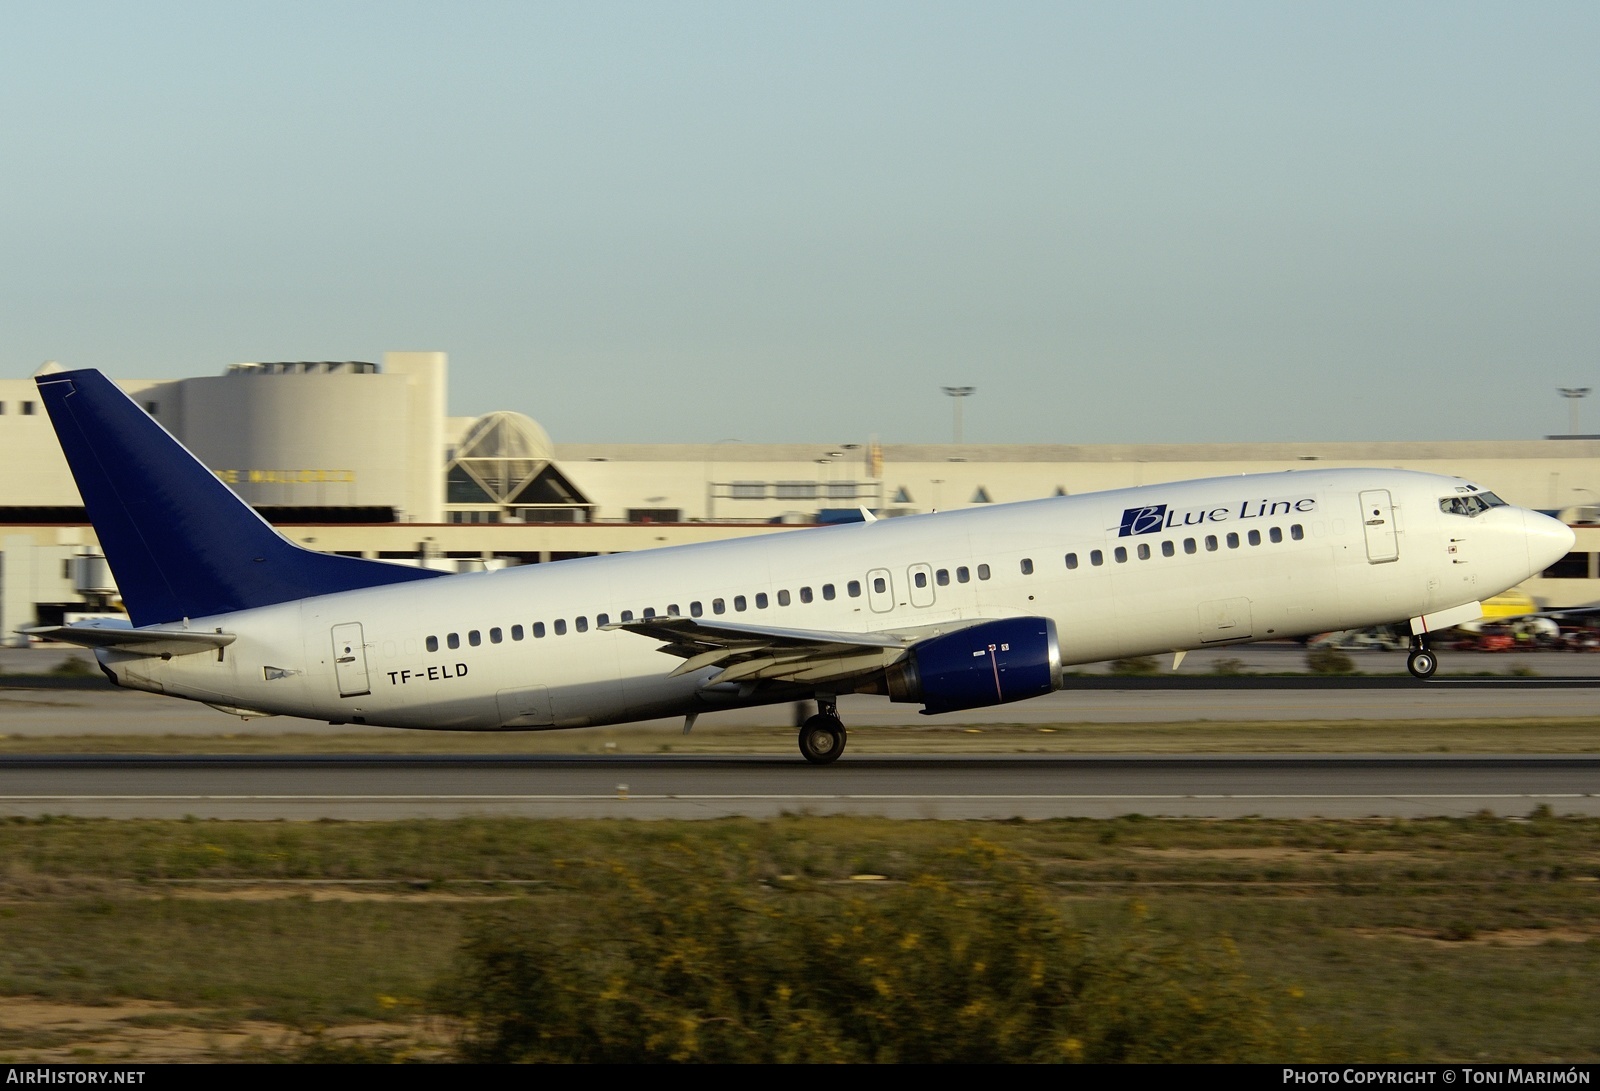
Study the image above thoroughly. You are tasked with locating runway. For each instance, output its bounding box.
[1,754,1595,820]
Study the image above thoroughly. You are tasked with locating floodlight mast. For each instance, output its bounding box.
[1559,387,1591,436]
[941,386,975,444]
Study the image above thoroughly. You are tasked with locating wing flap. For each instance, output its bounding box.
[611,615,991,688]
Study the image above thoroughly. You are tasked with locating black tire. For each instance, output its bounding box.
[1407,649,1438,680]
[798,714,847,764]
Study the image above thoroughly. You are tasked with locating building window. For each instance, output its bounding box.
[776,482,816,500]
[730,482,766,499]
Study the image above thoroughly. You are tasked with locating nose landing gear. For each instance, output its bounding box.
[1407,635,1438,680]
[798,696,847,764]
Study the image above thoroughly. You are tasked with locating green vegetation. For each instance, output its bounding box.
[0,815,1598,1062]
[1107,656,1160,676]
[1306,647,1357,675]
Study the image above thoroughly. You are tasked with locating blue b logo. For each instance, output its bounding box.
[1118,504,1166,537]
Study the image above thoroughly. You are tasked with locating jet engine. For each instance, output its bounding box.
[885,617,1062,714]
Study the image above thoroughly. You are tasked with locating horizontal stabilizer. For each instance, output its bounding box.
[24,623,234,658]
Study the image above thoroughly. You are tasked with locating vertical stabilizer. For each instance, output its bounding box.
[37,369,442,625]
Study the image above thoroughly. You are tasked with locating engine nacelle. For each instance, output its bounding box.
[885,617,1062,714]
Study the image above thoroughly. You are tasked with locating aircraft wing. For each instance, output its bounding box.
[610,615,989,686]
[23,622,235,658]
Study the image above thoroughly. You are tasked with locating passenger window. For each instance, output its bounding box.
[977,565,990,580]
[1020,558,1033,575]
[490,627,503,644]
[511,625,524,641]
[755,593,768,609]
[555,619,567,635]
[620,611,634,623]
[1114,547,1128,563]
[1269,527,1283,544]
[1090,550,1103,566]
[426,635,438,652]
[1065,553,1078,570]
[823,584,836,600]
[713,598,726,614]
[1291,524,1304,541]
[872,577,886,594]
[447,633,460,649]
[1248,530,1261,546]
[800,587,813,603]
[1183,539,1196,555]
[1137,543,1150,560]
[1205,535,1218,552]
[848,581,861,597]
[468,630,482,646]
[1226,533,1239,549]
[956,567,970,583]
[1162,541,1175,557]
[576,617,589,632]
[778,589,791,606]
[667,604,680,617]
[533,623,546,638]
[935,569,949,586]
[735,595,748,611]
[913,571,927,588]
[690,601,704,617]
[643,607,656,619]
[596,614,609,628]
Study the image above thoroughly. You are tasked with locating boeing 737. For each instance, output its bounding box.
[28,370,1575,763]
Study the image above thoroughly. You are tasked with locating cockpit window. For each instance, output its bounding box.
[1440,493,1506,517]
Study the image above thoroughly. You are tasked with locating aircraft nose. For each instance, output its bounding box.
[1522,509,1576,576]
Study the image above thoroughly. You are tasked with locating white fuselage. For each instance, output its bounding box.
[100,468,1573,730]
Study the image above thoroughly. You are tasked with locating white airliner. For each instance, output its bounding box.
[30,370,1575,763]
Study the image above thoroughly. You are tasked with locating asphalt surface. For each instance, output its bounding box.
[0,753,1594,820]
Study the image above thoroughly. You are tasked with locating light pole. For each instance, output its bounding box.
[1559,388,1591,436]
[942,386,975,444]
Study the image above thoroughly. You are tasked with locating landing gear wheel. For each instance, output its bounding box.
[1407,649,1437,680]
[798,714,847,765]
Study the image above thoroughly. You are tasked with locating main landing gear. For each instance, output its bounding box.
[1407,635,1438,680]
[798,697,847,765]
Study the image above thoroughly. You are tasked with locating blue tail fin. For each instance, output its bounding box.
[37,369,443,626]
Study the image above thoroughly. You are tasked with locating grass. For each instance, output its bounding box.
[0,815,1597,1061]
[0,717,1598,754]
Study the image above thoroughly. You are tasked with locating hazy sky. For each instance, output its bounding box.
[4,2,1597,444]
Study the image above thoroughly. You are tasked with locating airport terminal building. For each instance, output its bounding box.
[3,351,1599,642]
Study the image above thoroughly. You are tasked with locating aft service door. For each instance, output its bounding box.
[1359,490,1399,564]
[907,563,936,608]
[331,623,371,697]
